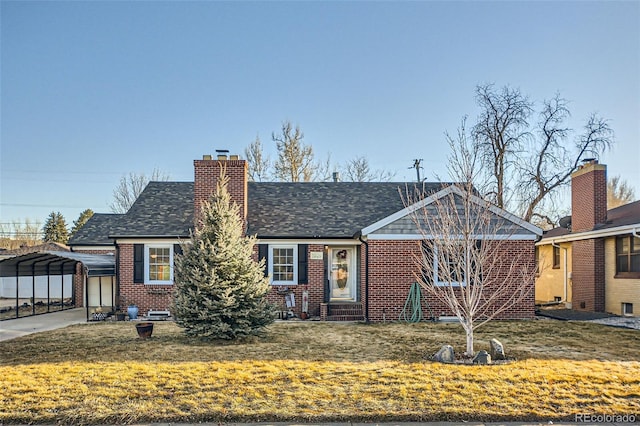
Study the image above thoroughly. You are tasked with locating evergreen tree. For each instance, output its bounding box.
[70,209,94,237]
[173,172,274,339]
[42,211,69,244]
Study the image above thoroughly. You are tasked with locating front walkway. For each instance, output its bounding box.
[0,308,86,342]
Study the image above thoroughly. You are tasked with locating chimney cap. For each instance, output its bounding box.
[582,158,598,164]
[216,149,230,154]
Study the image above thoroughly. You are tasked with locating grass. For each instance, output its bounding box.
[0,319,639,424]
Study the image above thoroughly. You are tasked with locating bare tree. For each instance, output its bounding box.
[471,84,614,224]
[0,219,43,249]
[110,168,170,213]
[342,156,395,182]
[608,175,636,208]
[406,123,537,356]
[244,135,271,182]
[272,121,317,182]
[472,84,532,209]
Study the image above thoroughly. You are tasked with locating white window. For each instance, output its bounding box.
[269,245,297,285]
[145,245,173,285]
[428,241,478,287]
[622,303,633,316]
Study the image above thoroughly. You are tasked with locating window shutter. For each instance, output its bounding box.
[298,244,308,284]
[258,244,269,277]
[173,244,183,256]
[133,244,144,283]
[420,240,434,285]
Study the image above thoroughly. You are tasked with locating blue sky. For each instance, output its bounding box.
[1,1,639,228]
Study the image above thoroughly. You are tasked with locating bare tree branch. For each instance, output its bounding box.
[110,168,170,213]
[244,135,271,182]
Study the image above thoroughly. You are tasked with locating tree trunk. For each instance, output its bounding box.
[464,321,474,357]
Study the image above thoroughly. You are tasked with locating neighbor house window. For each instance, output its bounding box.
[552,245,561,269]
[616,235,640,277]
[269,245,297,285]
[145,245,173,284]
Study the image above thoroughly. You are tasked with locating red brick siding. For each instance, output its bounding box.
[73,263,84,307]
[117,243,174,314]
[261,244,326,317]
[571,164,607,233]
[365,239,535,322]
[194,159,248,225]
[572,238,606,312]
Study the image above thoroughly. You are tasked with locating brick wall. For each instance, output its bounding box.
[262,244,326,317]
[572,238,606,312]
[117,243,174,314]
[604,237,640,316]
[571,161,607,233]
[366,239,536,322]
[194,157,248,225]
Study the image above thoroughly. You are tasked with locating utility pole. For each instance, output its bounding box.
[410,159,424,182]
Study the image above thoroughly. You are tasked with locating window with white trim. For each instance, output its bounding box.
[145,245,174,284]
[269,245,297,285]
[434,242,466,287]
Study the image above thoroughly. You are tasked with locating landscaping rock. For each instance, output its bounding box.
[473,350,491,365]
[489,338,506,360]
[433,345,455,363]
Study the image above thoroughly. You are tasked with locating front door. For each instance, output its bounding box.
[329,247,356,301]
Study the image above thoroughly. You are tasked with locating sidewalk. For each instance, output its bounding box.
[0,307,86,341]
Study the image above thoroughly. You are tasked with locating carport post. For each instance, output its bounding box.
[46,262,51,313]
[14,263,19,319]
[31,262,36,316]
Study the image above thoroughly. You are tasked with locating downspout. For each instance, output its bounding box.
[552,241,569,303]
[357,231,370,323]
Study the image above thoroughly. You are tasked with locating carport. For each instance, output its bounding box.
[0,251,115,321]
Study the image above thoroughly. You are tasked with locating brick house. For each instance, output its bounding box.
[69,153,541,321]
[535,160,640,317]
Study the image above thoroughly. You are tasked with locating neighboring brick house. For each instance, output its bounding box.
[69,153,541,321]
[535,160,640,317]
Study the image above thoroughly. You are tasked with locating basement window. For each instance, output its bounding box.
[622,303,633,317]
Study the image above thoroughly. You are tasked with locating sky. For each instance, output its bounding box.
[1,0,639,232]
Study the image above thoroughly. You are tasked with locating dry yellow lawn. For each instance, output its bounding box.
[0,320,639,424]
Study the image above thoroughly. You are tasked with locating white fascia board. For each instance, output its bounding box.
[360,184,542,237]
[536,224,640,246]
[367,233,539,241]
[257,238,360,246]
[70,245,115,251]
[114,238,184,245]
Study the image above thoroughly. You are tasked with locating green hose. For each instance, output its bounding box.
[399,282,424,323]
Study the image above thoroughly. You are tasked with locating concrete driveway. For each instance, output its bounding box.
[0,308,87,342]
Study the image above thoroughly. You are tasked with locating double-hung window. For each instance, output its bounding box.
[145,245,174,284]
[616,235,640,278]
[434,242,466,287]
[269,245,298,285]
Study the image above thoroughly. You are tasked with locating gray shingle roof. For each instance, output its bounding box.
[110,181,195,238]
[68,214,122,246]
[71,180,449,242]
[246,182,445,238]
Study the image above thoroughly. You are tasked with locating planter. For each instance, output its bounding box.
[135,322,154,339]
[127,305,139,320]
[115,312,126,321]
[300,312,309,320]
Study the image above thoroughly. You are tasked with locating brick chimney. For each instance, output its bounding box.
[571,159,607,233]
[570,159,607,312]
[193,153,248,226]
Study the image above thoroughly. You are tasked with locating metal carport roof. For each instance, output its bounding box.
[0,251,115,277]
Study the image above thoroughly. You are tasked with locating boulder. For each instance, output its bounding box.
[472,350,491,365]
[433,345,455,363]
[489,338,506,360]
